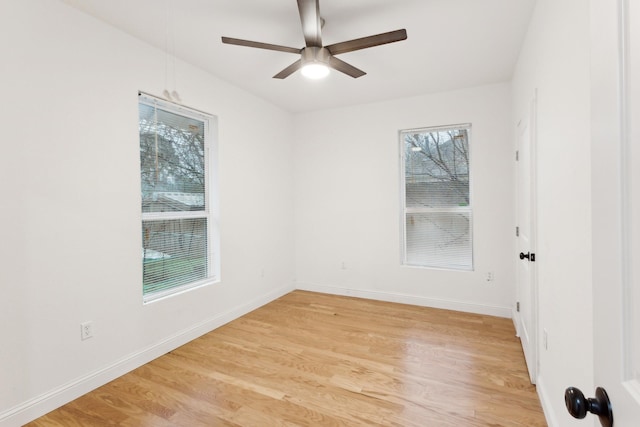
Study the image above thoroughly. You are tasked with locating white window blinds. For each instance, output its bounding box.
[139,93,216,302]
[400,124,473,270]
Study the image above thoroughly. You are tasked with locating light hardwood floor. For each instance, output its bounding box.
[28,291,547,426]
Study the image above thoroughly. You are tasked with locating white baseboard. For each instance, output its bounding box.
[512,309,521,336]
[536,374,559,427]
[0,283,294,427]
[296,282,512,318]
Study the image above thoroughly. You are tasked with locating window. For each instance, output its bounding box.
[139,93,218,302]
[400,124,472,270]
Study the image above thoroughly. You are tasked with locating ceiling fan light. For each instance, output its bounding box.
[301,63,330,79]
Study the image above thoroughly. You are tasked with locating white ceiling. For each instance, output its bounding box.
[61,0,536,113]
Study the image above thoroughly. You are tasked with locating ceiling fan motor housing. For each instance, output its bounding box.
[302,46,331,66]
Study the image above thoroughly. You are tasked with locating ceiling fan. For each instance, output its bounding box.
[221,0,407,79]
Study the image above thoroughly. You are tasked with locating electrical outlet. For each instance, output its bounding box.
[486,271,494,282]
[341,261,347,270]
[81,321,94,340]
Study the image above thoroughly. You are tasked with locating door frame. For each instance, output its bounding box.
[591,0,640,424]
[515,92,539,384]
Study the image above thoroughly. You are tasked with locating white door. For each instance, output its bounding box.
[579,0,640,425]
[515,97,538,384]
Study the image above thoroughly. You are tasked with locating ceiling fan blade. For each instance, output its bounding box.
[325,29,407,56]
[297,0,322,47]
[221,37,300,54]
[328,56,366,78]
[273,59,303,79]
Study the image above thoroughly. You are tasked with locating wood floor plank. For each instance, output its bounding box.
[27,291,547,426]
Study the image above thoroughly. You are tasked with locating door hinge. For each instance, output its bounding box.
[516,226,520,237]
[516,150,519,161]
[517,301,520,312]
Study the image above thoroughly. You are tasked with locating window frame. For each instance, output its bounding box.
[138,92,220,303]
[399,123,474,271]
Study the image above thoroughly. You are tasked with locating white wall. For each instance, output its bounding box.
[0,1,295,425]
[293,83,515,316]
[511,0,593,425]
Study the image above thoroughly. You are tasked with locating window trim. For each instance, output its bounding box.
[138,92,220,303]
[399,123,474,271]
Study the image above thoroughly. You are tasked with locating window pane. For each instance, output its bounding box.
[140,103,205,213]
[404,128,469,208]
[405,212,472,270]
[142,218,208,295]
[401,125,472,270]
